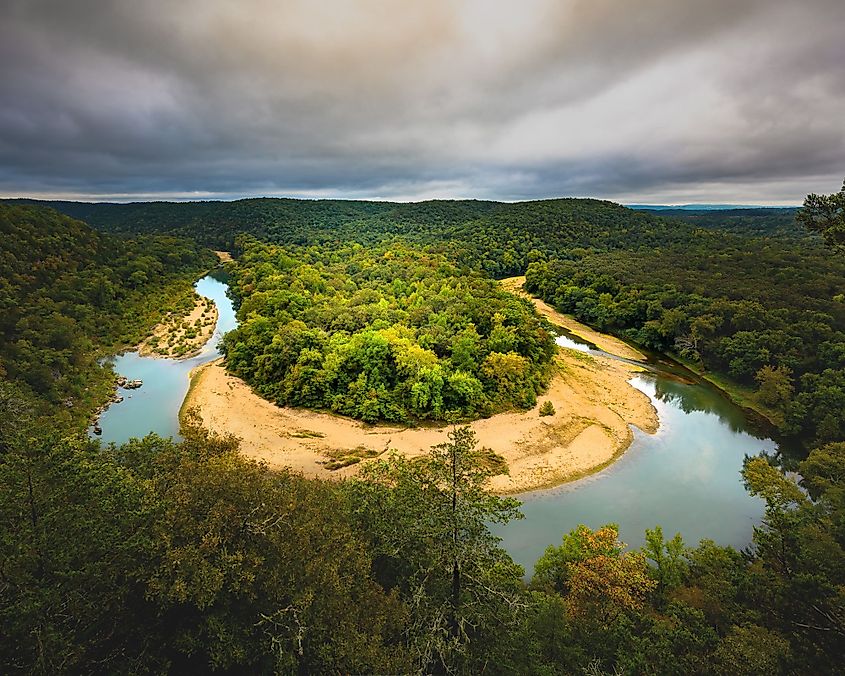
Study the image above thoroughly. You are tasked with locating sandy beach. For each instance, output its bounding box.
[138,293,218,360]
[182,281,658,493]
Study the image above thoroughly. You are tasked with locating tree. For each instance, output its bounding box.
[345,426,525,673]
[641,525,687,598]
[797,179,845,246]
[754,364,793,409]
[533,524,656,623]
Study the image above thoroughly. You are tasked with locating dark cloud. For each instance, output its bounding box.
[0,0,843,203]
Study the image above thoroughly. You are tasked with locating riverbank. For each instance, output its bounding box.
[502,277,781,431]
[138,293,218,359]
[182,340,657,493]
[500,276,647,361]
[671,353,782,430]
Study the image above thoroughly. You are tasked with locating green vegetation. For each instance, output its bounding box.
[221,237,554,423]
[539,400,556,416]
[2,413,843,674]
[3,190,845,672]
[797,179,845,246]
[523,224,845,448]
[0,204,216,428]
[141,295,217,358]
[321,445,382,470]
[13,196,700,276]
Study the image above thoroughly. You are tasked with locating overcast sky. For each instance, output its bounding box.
[1,0,843,204]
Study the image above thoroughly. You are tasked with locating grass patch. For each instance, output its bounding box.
[289,429,326,439]
[321,446,383,471]
[475,446,509,476]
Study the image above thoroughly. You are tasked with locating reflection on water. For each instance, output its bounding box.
[93,273,237,445]
[494,374,773,575]
[554,332,593,354]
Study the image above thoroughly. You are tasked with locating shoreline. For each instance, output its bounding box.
[502,276,782,434]
[499,276,648,362]
[182,347,658,494]
[178,272,659,493]
[137,293,219,360]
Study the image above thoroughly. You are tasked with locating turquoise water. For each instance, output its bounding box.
[495,335,773,574]
[93,272,237,445]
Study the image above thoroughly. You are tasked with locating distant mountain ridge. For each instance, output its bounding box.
[629,204,800,211]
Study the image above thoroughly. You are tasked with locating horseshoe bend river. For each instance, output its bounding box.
[94,273,773,574]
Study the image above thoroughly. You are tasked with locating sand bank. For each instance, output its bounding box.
[499,276,647,361]
[183,343,657,494]
[138,293,218,360]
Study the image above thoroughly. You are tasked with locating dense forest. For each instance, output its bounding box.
[523,228,845,448]
[2,416,843,674]
[9,197,700,277]
[2,187,845,673]
[221,237,554,422]
[0,204,216,428]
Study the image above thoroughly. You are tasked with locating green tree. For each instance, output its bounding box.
[754,364,793,409]
[797,178,845,246]
[642,525,687,598]
[345,426,525,673]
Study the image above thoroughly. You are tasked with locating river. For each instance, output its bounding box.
[94,273,772,575]
[493,329,772,573]
[93,271,237,445]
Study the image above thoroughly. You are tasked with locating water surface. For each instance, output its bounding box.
[93,272,237,444]
[494,332,773,574]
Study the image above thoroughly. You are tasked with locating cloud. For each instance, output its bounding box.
[0,0,843,203]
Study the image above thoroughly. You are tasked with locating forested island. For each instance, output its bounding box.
[2,184,845,673]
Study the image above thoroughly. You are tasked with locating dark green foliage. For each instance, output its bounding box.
[797,178,845,246]
[523,227,845,446]
[2,417,845,674]
[0,422,412,674]
[221,237,554,423]
[13,196,698,277]
[344,427,526,672]
[0,204,215,428]
[638,206,804,237]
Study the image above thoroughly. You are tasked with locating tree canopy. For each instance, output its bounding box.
[221,237,554,423]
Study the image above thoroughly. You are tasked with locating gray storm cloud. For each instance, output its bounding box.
[0,0,843,203]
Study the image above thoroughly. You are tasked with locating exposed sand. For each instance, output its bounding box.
[139,294,218,360]
[213,250,234,263]
[500,276,647,361]
[182,307,658,493]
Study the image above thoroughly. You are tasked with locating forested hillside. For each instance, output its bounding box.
[0,204,216,428]
[523,228,845,447]
[10,197,697,277]
[635,207,804,237]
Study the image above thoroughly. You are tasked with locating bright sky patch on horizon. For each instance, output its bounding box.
[1,0,843,204]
